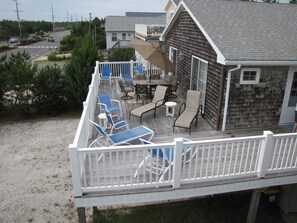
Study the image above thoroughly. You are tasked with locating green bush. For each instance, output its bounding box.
[108,48,134,61]
[64,34,99,106]
[47,52,57,61]
[32,65,66,115]
[5,51,37,116]
[0,54,7,109]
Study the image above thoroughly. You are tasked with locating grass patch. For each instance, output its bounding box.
[93,192,252,223]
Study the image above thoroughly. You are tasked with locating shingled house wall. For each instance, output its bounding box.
[164,11,289,130]
[223,66,288,129]
[164,11,224,129]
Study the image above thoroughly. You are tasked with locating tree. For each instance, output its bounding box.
[32,65,66,115]
[5,51,37,115]
[64,35,99,106]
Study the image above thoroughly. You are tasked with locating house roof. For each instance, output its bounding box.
[161,0,297,65]
[105,15,166,32]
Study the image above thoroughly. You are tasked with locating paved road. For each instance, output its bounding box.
[0,30,70,61]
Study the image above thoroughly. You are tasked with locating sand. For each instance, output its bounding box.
[0,118,88,223]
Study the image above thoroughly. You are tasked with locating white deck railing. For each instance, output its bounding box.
[69,62,297,197]
[95,60,162,80]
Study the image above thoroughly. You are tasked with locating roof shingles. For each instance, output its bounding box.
[183,0,297,62]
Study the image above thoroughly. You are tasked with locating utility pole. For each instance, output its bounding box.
[89,13,92,35]
[51,4,55,32]
[67,10,69,29]
[13,0,22,37]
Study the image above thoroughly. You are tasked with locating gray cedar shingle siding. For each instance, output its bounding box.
[164,11,224,129]
[224,66,288,129]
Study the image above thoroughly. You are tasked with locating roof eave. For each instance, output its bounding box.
[160,1,226,65]
[224,60,297,66]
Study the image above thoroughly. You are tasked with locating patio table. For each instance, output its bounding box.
[133,79,171,99]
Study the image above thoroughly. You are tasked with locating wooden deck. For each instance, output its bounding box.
[70,65,297,223]
[95,78,290,143]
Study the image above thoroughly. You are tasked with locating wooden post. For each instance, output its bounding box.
[93,206,100,219]
[246,189,261,223]
[172,138,183,189]
[77,207,86,223]
[257,131,273,178]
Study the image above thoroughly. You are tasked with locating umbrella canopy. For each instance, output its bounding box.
[131,39,175,73]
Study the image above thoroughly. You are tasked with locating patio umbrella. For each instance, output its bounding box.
[131,39,175,73]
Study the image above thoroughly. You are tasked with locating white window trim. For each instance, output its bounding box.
[240,68,261,85]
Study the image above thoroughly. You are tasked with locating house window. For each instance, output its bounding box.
[240,68,260,84]
[122,33,126,40]
[111,33,117,42]
[191,56,208,111]
[169,46,177,75]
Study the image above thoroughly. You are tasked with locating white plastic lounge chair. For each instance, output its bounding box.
[98,94,123,117]
[134,138,194,182]
[88,120,154,147]
[129,85,168,123]
[173,90,202,134]
[105,111,129,134]
[100,66,111,85]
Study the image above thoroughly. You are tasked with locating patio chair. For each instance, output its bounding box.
[105,110,129,134]
[134,65,144,75]
[167,76,179,99]
[98,94,123,117]
[100,66,111,85]
[129,85,168,123]
[118,79,134,100]
[134,138,194,182]
[120,63,133,83]
[173,90,202,134]
[88,120,154,147]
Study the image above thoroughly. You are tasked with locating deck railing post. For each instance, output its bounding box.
[69,144,83,197]
[172,138,184,189]
[257,131,274,178]
[130,60,134,78]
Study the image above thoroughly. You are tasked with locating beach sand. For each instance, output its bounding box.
[0,118,89,223]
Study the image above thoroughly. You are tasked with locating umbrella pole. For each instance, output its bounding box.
[149,63,151,82]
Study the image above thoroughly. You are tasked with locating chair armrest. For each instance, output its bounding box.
[111,99,121,107]
[178,102,186,115]
[154,98,165,107]
[98,102,107,112]
[114,120,129,128]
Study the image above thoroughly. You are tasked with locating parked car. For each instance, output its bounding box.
[48,36,55,42]
[8,37,19,45]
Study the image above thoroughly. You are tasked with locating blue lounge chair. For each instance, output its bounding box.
[134,138,194,182]
[88,120,154,147]
[105,111,129,134]
[120,63,133,83]
[100,66,111,85]
[98,94,122,117]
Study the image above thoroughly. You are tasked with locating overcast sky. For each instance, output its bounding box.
[0,0,166,22]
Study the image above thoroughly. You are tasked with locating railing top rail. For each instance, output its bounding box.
[78,142,176,153]
[273,132,297,138]
[183,135,265,146]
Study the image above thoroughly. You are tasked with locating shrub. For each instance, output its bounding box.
[32,65,66,115]
[47,52,57,61]
[108,48,134,61]
[5,51,37,116]
[64,35,99,106]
